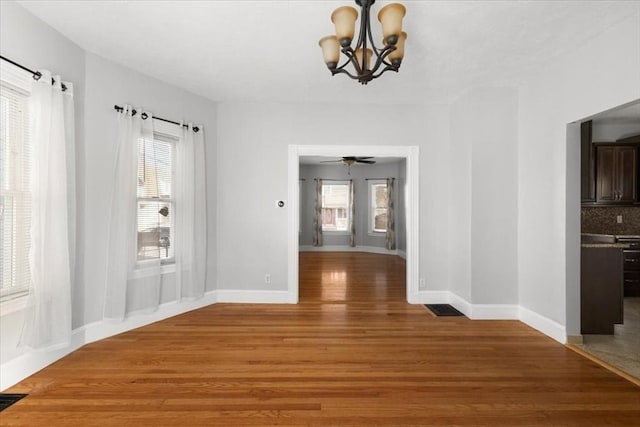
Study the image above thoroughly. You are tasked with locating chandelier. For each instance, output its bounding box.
[318,0,407,85]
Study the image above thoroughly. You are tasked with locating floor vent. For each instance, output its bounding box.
[0,394,27,412]
[425,304,465,317]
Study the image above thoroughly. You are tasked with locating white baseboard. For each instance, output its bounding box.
[216,289,297,304]
[300,245,399,256]
[411,290,451,304]
[519,305,566,344]
[1,291,218,391]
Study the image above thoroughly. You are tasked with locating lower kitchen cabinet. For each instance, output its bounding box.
[581,247,623,335]
[623,249,640,297]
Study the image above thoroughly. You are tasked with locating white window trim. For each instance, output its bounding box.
[0,62,33,313]
[135,120,180,271]
[368,179,387,236]
[321,180,351,234]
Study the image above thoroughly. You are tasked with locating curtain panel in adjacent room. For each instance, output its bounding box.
[312,179,323,246]
[385,178,396,250]
[349,179,356,247]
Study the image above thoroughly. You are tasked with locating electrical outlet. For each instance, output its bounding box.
[265,274,271,284]
[419,278,425,289]
[617,215,623,224]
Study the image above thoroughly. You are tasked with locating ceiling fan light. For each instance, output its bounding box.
[319,35,340,68]
[331,6,358,47]
[378,3,406,46]
[388,31,407,64]
[355,47,373,71]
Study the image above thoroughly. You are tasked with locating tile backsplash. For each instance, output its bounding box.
[581,206,640,235]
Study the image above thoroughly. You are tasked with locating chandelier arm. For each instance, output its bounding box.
[352,0,370,54]
[335,47,364,75]
[331,67,361,81]
[370,64,399,79]
[365,9,384,55]
[368,45,397,75]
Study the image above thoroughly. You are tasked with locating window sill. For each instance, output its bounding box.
[323,231,351,236]
[0,294,29,317]
[131,262,176,279]
[368,231,386,237]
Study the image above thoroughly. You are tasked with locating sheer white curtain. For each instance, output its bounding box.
[386,178,396,250]
[175,123,206,299]
[104,105,160,321]
[349,179,356,247]
[312,179,323,246]
[20,71,75,350]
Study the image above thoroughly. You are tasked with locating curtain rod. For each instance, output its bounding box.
[114,105,200,133]
[311,178,394,181]
[0,55,68,91]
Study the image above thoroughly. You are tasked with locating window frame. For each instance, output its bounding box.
[135,120,180,271]
[368,179,388,235]
[320,180,351,234]
[0,63,33,311]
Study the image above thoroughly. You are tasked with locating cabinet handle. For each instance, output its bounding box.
[624,279,640,284]
[626,259,639,263]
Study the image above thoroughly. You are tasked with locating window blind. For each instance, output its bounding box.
[136,134,174,261]
[0,82,31,300]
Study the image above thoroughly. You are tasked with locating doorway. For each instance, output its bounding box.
[568,100,640,379]
[287,145,420,304]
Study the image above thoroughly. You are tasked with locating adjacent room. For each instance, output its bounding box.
[1,0,639,424]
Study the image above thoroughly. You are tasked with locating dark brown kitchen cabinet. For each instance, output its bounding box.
[623,249,640,297]
[595,145,637,203]
[581,247,623,334]
[580,121,595,202]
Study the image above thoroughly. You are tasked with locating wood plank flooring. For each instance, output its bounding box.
[1,252,639,426]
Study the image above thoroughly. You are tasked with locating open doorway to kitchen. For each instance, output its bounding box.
[569,99,640,381]
[287,145,420,304]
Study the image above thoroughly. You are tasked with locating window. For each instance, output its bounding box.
[137,133,175,263]
[321,182,351,232]
[0,81,31,302]
[369,180,388,233]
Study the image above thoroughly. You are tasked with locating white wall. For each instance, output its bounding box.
[216,102,451,293]
[518,9,640,332]
[299,161,403,249]
[449,87,519,305]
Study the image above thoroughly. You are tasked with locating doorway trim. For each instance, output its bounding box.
[287,144,420,303]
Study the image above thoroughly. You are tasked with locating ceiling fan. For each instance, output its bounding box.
[320,156,376,174]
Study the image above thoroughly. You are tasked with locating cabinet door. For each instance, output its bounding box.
[616,146,637,202]
[596,146,616,202]
[580,121,595,202]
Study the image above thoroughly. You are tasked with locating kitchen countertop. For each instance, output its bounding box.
[581,243,632,248]
[581,233,639,248]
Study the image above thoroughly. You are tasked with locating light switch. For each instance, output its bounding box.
[617,215,623,224]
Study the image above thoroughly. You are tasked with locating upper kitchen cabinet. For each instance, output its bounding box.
[581,121,596,203]
[595,145,637,203]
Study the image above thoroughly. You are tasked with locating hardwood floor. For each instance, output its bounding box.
[1,252,638,426]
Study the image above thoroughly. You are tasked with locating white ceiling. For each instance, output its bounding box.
[16,0,639,105]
